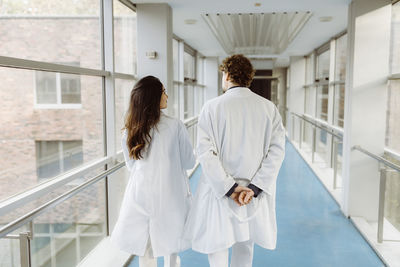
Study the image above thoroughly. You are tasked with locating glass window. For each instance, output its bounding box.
[36,71,81,105]
[61,73,81,104]
[391,2,400,74]
[173,39,180,81]
[316,85,329,121]
[335,34,347,81]
[0,0,101,69]
[113,0,137,74]
[195,86,205,115]
[168,83,180,118]
[184,85,194,119]
[36,140,83,180]
[316,50,330,81]
[184,52,195,80]
[333,84,345,128]
[0,67,104,202]
[386,80,400,152]
[197,57,205,85]
[271,80,278,105]
[304,87,314,115]
[305,55,314,85]
[115,79,135,148]
[36,72,57,104]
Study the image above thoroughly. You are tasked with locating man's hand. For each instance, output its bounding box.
[239,190,254,205]
[230,186,252,206]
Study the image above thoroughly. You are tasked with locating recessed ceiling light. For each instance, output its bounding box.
[255,3,261,7]
[184,19,197,25]
[319,16,333,22]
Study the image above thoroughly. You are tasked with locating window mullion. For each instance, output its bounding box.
[56,73,62,105]
[59,141,64,174]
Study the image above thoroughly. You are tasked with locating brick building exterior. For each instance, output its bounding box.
[0,16,135,266]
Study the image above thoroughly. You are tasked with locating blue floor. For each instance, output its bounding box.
[129,140,384,267]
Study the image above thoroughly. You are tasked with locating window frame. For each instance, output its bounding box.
[34,72,82,109]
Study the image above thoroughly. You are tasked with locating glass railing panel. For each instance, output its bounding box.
[384,154,400,234]
[315,128,329,165]
[0,233,22,267]
[302,121,313,151]
[386,80,400,152]
[30,180,107,267]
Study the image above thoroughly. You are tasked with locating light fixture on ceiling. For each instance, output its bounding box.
[319,16,333,22]
[184,19,197,25]
[255,3,261,7]
[202,12,313,55]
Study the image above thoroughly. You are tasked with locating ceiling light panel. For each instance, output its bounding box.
[203,12,313,55]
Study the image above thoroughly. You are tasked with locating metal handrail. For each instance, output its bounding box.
[0,162,125,240]
[352,145,400,243]
[0,156,114,217]
[0,116,199,267]
[184,116,199,128]
[352,145,400,173]
[291,112,343,139]
[0,118,199,218]
[290,111,343,188]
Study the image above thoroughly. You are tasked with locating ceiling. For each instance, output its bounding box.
[134,0,351,67]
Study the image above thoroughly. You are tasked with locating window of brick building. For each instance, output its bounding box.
[36,140,83,180]
[35,63,81,107]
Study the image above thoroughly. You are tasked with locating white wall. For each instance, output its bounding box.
[136,4,173,92]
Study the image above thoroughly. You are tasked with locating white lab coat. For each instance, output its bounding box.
[111,113,196,257]
[183,87,285,254]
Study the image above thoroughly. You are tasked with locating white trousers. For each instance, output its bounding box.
[139,240,179,267]
[208,240,254,267]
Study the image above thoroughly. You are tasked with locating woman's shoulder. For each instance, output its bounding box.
[161,113,182,127]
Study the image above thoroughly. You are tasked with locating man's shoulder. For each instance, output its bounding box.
[202,95,224,112]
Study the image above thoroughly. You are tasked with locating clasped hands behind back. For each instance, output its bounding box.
[230,186,254,206]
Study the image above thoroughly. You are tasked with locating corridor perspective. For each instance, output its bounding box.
[128,140,384,267]
[0,0,400,266]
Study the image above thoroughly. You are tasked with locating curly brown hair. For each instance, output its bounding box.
[219,54,255,87]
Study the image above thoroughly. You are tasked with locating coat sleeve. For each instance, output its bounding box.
[250,106,285,195]
[178,120,196,170]
[196,104,236,199]
[121,130,136,172]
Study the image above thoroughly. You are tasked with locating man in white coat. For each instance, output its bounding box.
[184,54,285,267]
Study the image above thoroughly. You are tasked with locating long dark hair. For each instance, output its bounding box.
[124,76,163,160]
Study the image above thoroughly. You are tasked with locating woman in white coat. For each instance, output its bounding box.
[111,76,196,267]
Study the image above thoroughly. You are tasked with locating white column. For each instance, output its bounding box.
[342,0,391,220]
[102,0,117,235]
[288,56,306,141]
[204,57,219,101]
[326,39,336,165]
[136,4,173,92]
